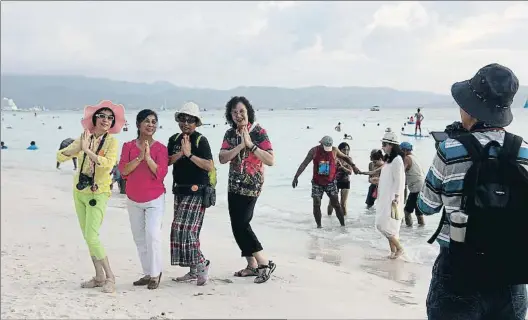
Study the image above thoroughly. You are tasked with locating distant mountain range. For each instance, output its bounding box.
[1,74,526,110]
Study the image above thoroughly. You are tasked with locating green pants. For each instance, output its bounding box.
[73,191,109,260]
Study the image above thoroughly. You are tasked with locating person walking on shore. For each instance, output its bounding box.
[219,96,276,284]
[376,131,406,259]
[292,136,359,228]
[119,109,168,290]
[57,100,125,293]
[168,102,214,286]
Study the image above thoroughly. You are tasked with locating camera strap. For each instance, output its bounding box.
[79,133,108,184]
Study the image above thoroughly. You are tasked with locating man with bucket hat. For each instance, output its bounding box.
[417,64,528,319]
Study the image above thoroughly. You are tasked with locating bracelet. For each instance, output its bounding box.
[251,145,258,152]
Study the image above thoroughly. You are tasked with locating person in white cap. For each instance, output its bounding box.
[167,101,214,286]
[292,135,359,228]
[376,131,406,259]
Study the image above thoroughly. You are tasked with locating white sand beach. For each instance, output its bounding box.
[1,164,431,319]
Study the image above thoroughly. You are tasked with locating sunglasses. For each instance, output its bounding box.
[382,142,388,147]
[95,113,115,121]
[177,116,196,124]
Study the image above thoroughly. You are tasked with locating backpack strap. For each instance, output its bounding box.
[427,207,446,244]
[196,134,202,148]
[455,133,484,162]
[500,132,522,162]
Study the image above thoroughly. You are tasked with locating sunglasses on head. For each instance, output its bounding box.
[95,113,115,121]
[178,116,196,124]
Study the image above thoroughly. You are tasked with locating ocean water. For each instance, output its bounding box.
[2,107,528,268]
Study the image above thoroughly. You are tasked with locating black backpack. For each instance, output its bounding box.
[429,132,528,286]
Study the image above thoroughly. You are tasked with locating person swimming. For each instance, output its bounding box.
[1,141,7,149]
[27,141,38,150]
[335,122,341,132]
[343,134,353,140]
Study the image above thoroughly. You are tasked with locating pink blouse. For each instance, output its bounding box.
[118,140,169,203]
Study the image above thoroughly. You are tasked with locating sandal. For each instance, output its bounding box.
[101,278,115,293]
[80,277,105,288]
[147,273,162,290]
[254,261,276,284]
[234,265,259,277]
[133,275,151,286]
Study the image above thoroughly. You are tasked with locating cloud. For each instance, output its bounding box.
[1,1,526,93]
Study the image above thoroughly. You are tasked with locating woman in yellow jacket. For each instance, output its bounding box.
[57,100,125,293]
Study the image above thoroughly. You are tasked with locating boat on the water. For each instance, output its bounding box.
[370,106,380,111]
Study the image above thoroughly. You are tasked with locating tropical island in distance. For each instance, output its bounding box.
[1,74,527,111]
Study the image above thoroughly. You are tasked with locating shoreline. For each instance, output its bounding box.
[1,164,431,319]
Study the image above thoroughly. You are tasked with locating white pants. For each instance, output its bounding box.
[127,194,165,277]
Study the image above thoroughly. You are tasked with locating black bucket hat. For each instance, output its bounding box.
[451,63,518,127]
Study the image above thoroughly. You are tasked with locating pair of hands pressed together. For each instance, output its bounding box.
[237,125,255,150]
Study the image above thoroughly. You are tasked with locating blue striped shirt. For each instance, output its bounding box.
[417,130,528,247]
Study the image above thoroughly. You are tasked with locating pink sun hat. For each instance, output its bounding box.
[81,100,126,134]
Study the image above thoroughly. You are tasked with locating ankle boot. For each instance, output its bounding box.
[196,260,210,286]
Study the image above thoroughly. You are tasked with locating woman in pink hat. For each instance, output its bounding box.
[57,100,126,293]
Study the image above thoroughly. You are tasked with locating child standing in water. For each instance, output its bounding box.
[362,149,384,208]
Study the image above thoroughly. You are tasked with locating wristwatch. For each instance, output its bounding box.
[188,154,194,159]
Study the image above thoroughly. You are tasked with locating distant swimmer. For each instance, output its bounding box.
[415,108,424,135]
[306,125,311,129]
[343,134,353,140]
[335,122,341,132]
[57,138,77,170]
[1,141,7,149]
[377,123,380,126]
[27,141,38,150]
[58,126,62,130]
[159,125,163,129]
[363,123,365,127]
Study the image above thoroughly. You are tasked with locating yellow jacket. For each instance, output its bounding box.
[57,134,118,195]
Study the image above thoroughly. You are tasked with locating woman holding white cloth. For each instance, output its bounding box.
[118,109,169,289]
[375,130,406,259]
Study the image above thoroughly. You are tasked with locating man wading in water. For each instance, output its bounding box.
[292,136,359,228]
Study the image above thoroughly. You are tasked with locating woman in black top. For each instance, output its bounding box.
[327,142,353,216]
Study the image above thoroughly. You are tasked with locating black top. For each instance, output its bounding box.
[167,131,213,193]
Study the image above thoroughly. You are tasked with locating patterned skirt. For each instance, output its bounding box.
[170,194,206,267]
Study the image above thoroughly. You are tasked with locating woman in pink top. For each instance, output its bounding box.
[118,109,168,290]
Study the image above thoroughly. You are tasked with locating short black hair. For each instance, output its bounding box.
[92,107,116,128]
[338,142,349,150]
[225,96,256,129]
[30,141,36,145]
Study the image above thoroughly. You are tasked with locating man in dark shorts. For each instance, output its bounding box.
[401,142,425,226]
[292,136,359,228]
[57,138,77,170]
